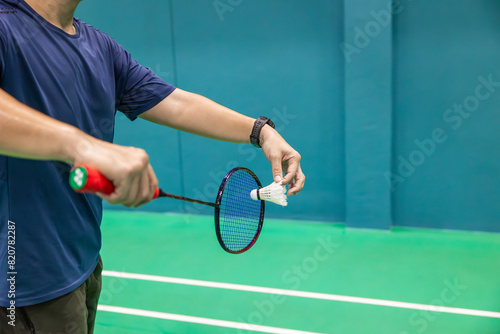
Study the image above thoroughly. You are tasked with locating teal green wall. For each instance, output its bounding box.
[393,0,500,232]
[344,0,393,229]
[77,1,500,232]
[76,0,345,222]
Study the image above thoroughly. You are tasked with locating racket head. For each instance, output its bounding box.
[215,168,265,254]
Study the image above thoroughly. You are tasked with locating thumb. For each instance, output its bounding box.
[271,156,283,183]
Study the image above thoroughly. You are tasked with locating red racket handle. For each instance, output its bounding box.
[69,163,160,199]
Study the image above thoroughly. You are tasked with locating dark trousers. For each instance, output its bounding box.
[0,258,102,334]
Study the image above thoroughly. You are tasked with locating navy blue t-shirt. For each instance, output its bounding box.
[0,0,175,306]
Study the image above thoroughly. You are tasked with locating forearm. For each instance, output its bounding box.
[0,89,160,207]
[141,88,305,193]
[0,88,89,163]
[141,89,257,143]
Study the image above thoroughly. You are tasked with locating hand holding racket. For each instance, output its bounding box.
[70,164,266,254]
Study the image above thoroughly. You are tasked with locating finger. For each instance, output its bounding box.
[270,154,284,183]
[98,178,129,205]
[286,172,297,195]
[96,192,115,204]
[135,164,158,207]
[288,165,305,195]
[122,176,140,208]
[281,155,300,186]
[148,164,159,198]
[135,164,159,207]
[288,167,305,195]
[134,170,151,208]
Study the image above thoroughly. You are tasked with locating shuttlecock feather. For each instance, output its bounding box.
[250,181,288,206]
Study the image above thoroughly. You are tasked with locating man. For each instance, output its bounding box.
[0,0,305,332]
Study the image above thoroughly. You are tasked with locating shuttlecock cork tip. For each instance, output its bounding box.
[250,189,258,201]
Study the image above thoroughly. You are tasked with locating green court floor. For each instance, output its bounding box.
[94,211,500,334]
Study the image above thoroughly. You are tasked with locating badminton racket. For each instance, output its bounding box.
[69,164,265,254]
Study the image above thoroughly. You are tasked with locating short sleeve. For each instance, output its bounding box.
[111,39,176,121]
[0,24,6,79]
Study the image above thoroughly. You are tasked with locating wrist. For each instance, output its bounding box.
[259,124,275,148]
[61,128,93,164]
[250,116,275,148]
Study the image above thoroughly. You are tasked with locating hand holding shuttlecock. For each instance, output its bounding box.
[250,181,288,206]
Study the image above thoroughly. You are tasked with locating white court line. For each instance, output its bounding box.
[98,305,322,334]
[103,270,500,319]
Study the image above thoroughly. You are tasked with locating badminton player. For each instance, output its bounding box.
[0,0,305,332]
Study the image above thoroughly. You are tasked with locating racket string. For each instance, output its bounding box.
[219,169,262,252]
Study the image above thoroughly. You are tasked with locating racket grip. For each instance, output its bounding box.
[69,164,161,199]
[70,164,115,195]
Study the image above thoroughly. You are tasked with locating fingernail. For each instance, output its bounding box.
[274,176,282,182]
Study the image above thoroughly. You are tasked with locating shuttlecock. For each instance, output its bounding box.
[250,181,288,206]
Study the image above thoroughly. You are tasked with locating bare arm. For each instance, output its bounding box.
[0,88,82,161]
[0,88,157,207]
[140,88,305,195]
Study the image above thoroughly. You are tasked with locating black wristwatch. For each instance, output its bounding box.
[250,116,275,148]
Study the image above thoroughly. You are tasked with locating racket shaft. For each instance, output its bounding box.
[161,191,218,208]
[69,164,216,207]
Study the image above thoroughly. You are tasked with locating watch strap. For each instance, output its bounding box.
[250,116,275,148]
